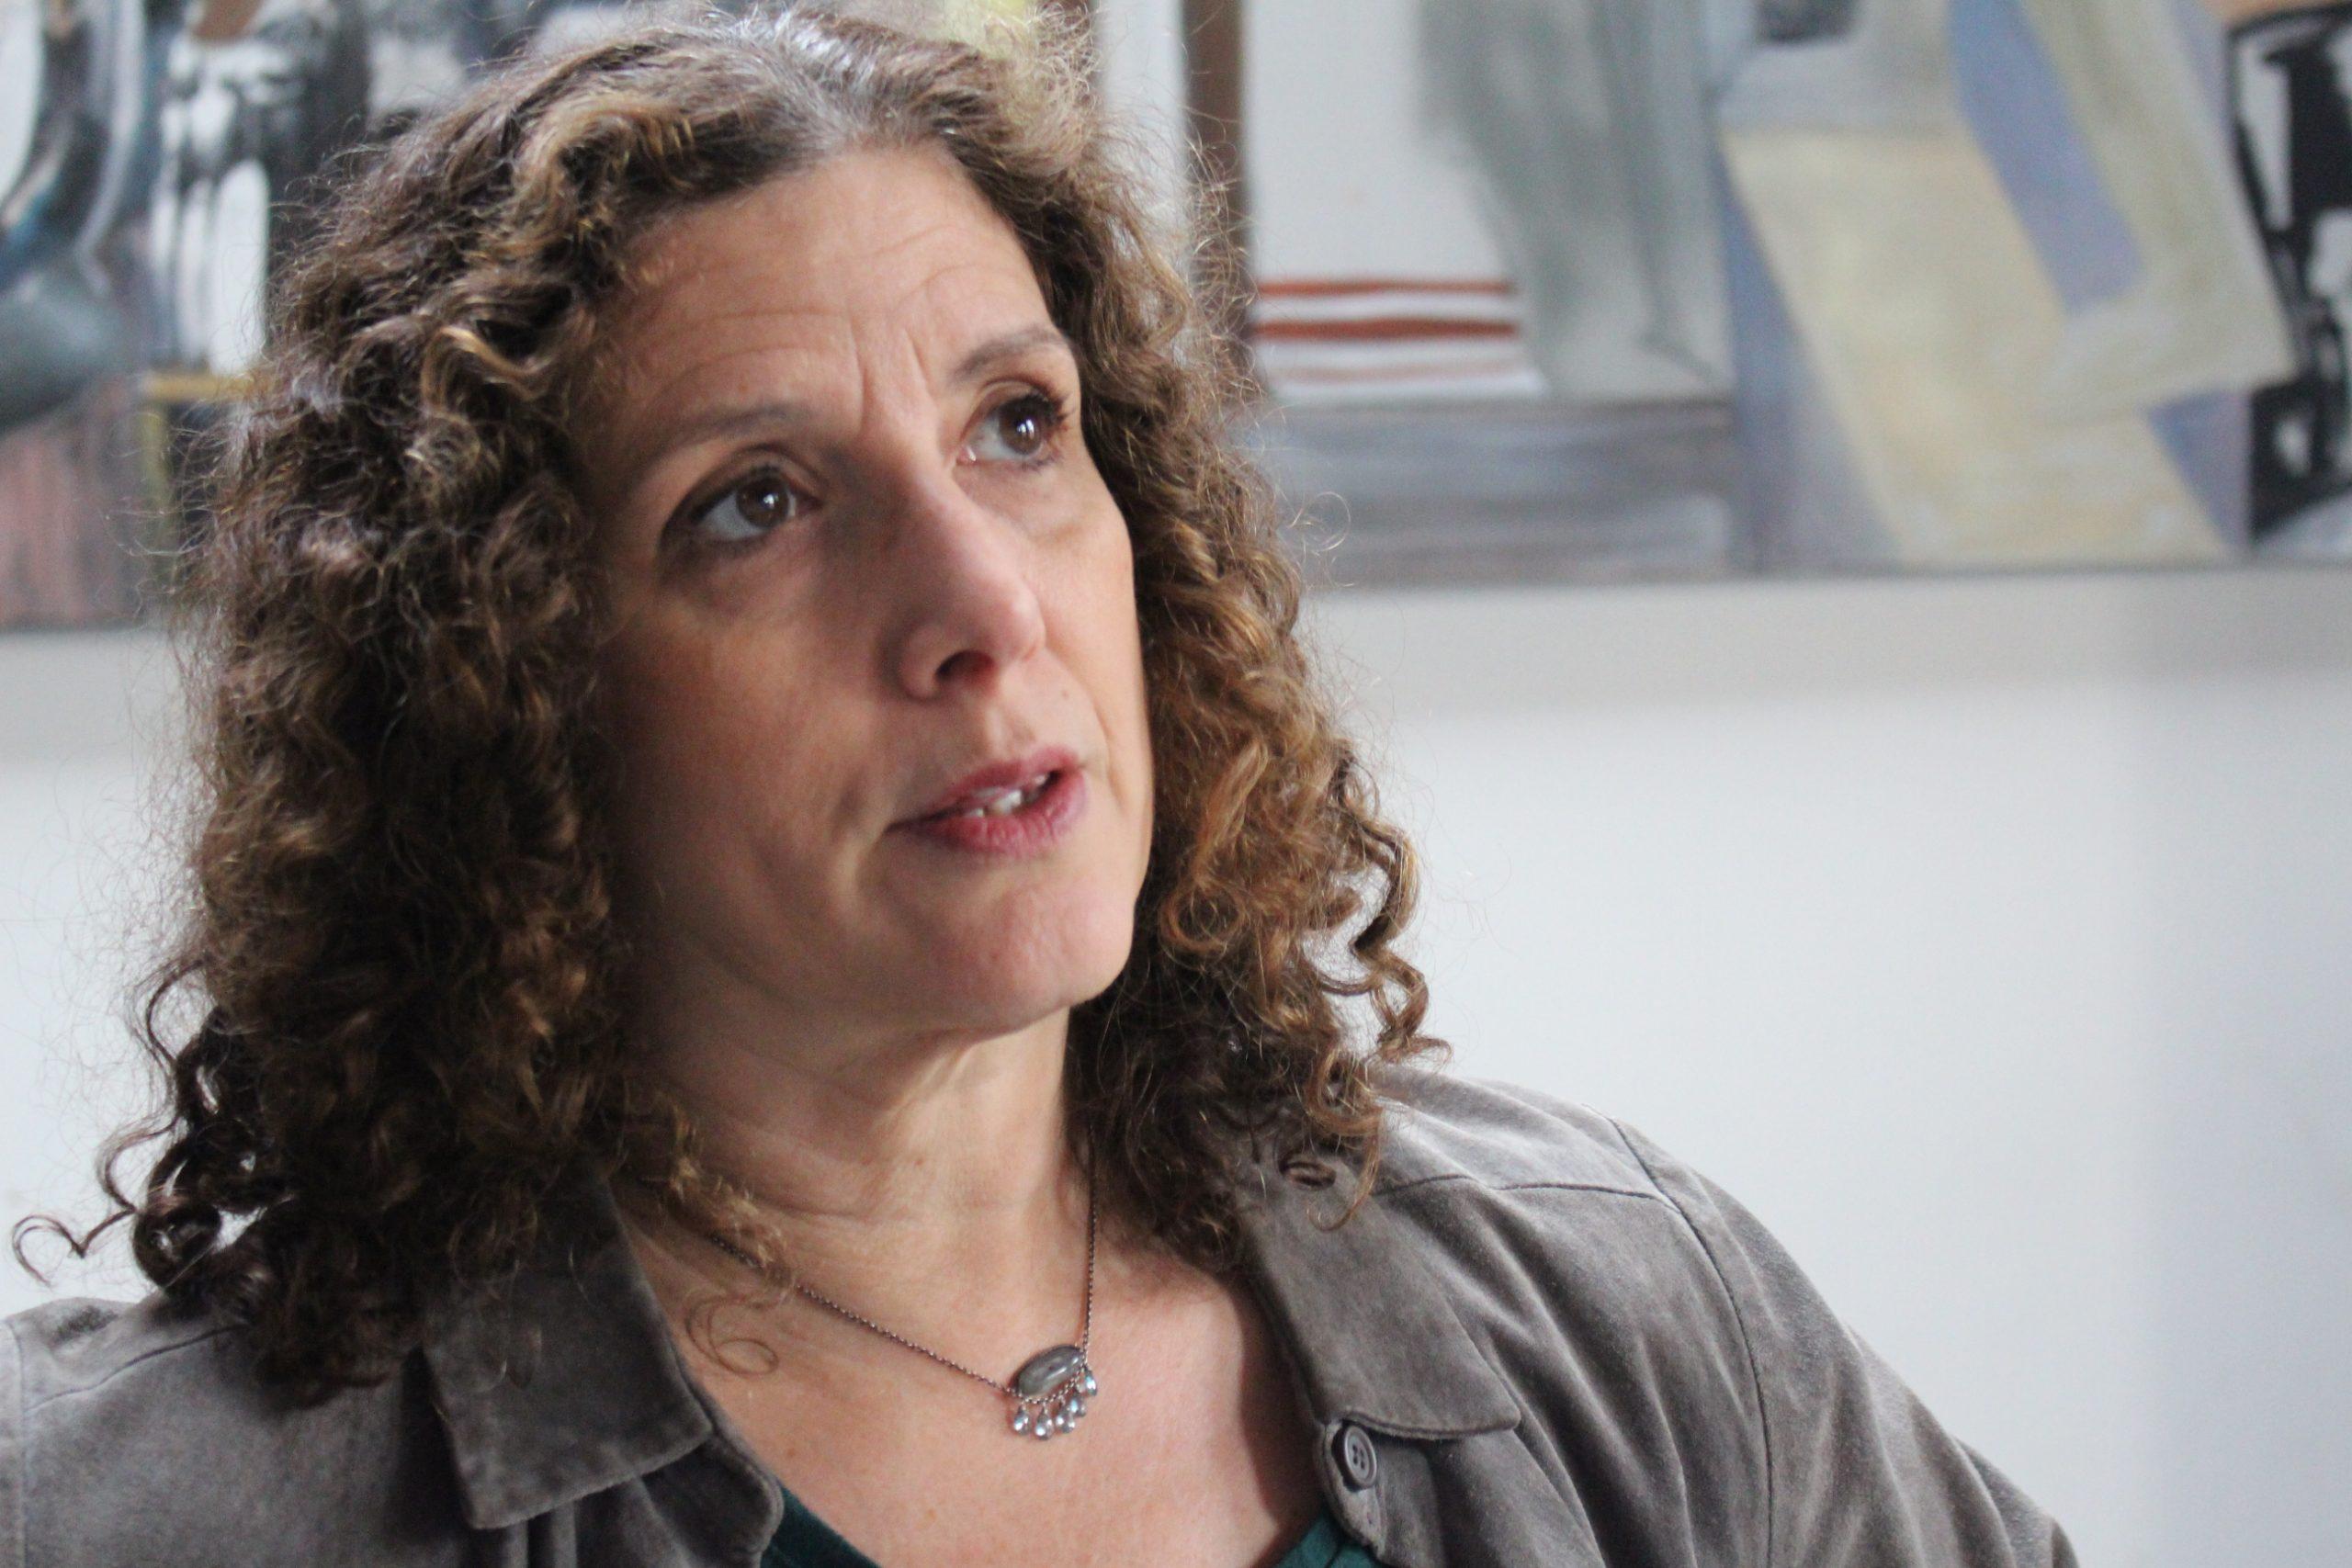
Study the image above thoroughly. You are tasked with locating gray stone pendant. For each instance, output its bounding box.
[1007,1344,1097,1439]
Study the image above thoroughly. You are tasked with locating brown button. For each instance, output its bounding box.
[1332,1422,1379,1490]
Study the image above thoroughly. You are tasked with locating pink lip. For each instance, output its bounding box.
[893,765,1087,857]
[897,744,1081,825]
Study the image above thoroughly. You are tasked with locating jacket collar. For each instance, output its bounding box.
[1228,1133,1522,1438]
[419,1171,738,1533]
[419,1123,1520,1533]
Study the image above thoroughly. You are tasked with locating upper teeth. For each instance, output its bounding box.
[947,773,1052,818]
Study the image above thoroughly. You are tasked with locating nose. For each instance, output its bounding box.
[886,471,1049,700]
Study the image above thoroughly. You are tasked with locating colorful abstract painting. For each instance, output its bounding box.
[3,0,864,628]
[1105,0,2352,582]
[7,0,2351,623]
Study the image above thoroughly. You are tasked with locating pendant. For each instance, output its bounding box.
[1007,1344,1098,1439]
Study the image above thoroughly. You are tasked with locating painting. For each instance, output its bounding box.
[0,0,647,627]
[1097,0,2352,584]
[9,0,2352,625]
[1,0,1076,628]
[2226,0,2352,555]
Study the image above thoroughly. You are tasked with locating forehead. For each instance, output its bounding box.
[592,144,1051,395]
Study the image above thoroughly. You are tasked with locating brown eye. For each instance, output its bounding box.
[967,391,1067,465]
[1001,399,1049,456]
[690,467,806,544]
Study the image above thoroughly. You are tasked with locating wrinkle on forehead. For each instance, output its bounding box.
[566,144,1065,525]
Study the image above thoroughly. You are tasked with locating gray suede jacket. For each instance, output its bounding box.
[1,1066,2079,1566]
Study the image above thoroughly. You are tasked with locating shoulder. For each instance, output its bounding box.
[1364,1059,1670,1196]
[3,1291,463,1565]
[1361,1064,1793,1311]
[1357,1062,1759,1397]
[8,1291,245,1406]
[1357,1064,2080,1568]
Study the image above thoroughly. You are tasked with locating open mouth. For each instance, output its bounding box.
[922,769,1060,821]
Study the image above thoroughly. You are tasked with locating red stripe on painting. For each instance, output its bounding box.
[1250,318,1521,343]
[1267,357,1534,385]
[1254,278,1516,299]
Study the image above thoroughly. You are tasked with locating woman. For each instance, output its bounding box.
[4,6,2077,1565]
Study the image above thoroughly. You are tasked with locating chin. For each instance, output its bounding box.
[916,886,1139,1024]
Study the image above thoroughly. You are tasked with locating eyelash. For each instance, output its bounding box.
[674,388,1075,551]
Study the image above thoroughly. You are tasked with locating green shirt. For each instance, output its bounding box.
[759,1486,1383,1567]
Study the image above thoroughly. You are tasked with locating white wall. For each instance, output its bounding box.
[7,568,2352,1565]
[1299,566,2352,1568]
[0,631,185,1313]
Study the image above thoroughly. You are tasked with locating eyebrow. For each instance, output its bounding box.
[641,323,1080,461]
[947,322,1078,387]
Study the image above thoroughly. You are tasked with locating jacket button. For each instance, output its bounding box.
[1332,1422,1379,1490]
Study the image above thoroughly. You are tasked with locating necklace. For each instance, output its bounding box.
[683,1160,1102,1441]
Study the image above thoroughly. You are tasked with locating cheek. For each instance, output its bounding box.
[603,622,719,777]
[1064,521,1152,807]
[598,617,804,844]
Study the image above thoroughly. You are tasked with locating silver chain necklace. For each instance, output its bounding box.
[682,1160,1101,1441]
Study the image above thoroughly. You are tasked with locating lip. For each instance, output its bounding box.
[895,744,1082,826]
[894,764,1087,857]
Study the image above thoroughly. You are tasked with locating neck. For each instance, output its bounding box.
[611,984,1114,1387]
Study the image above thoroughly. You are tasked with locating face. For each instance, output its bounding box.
[572,146,1155,1062]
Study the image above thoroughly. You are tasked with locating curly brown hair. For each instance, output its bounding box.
[14,0,1448,1405]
